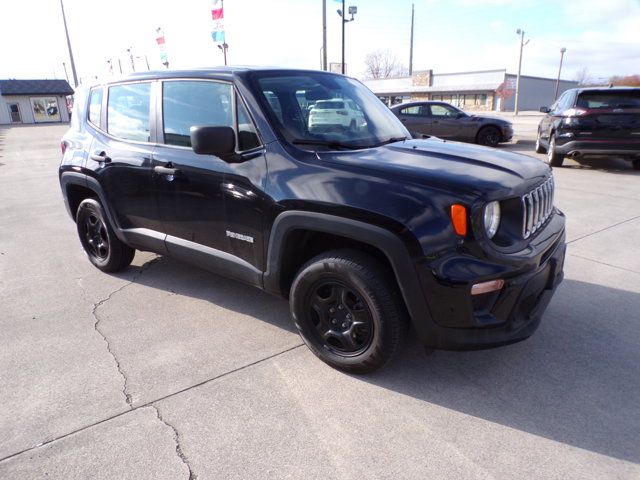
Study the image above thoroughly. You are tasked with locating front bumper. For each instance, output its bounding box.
[414,214,566,350]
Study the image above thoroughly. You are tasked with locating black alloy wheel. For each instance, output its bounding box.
[307,280,374,355]
[290,249,408,373]
[477,126,501,147]
[76,198,135,272]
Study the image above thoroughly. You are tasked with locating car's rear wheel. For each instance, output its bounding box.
[546,135,564,167]
[535,131,547,154]
[476,126,501,147]
[289,249,408,374]
[76,198,135,272]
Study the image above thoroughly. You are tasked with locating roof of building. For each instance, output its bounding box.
[0,79,74,96]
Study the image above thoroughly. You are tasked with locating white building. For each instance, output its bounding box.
[0,79,73,125]
[363,69,579,112]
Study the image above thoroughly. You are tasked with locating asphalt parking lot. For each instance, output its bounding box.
[1,123,639,479]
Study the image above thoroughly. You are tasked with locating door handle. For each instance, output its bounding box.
[90,151,111,163]
[154,165,180,175]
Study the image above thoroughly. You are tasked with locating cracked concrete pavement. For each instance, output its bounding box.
[0,124,638,479]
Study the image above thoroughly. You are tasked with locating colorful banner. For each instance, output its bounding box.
[156,32,169,66]
[211,0,225,43]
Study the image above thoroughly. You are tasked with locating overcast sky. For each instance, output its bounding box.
[1,0,638,84]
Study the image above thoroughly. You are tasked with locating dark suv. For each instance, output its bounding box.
[536,87,640,169]
[59,68,566,373]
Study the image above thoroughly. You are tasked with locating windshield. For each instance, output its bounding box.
[251,71,410,149]
[576,91,640,109]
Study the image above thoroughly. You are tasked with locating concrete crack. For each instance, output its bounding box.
[89,256,162,409]
[151,405,197,480]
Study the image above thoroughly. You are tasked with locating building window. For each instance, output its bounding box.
[30,97,61,123]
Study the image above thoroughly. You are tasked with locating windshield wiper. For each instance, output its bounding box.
[371,136,409,147]
[291,139,359,150]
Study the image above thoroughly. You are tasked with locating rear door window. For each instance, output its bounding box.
[107,83,151,142]
[162,80,233,147]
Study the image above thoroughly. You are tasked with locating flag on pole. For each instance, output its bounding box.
[211,0,225,43]
[156,32,169,67]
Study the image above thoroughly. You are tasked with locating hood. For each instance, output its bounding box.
[319,138,549,197]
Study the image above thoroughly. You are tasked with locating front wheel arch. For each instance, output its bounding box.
[475,125,502,146]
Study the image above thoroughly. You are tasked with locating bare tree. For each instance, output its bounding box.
[609,74,640,86]
[574,67,593,85]
[364,50,408,79]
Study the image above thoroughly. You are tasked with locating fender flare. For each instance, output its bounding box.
[59,171,127,243]
[263,211,435,342]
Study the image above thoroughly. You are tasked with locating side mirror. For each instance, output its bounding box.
[539,106,550,113]
[456,112,466,118]
[190,126,235,158]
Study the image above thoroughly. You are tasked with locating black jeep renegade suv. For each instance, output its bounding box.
[59,68,566,373]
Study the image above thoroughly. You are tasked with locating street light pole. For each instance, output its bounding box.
[337,2,357,74]
[322,0,327,71]
[59,0,78,87]
[554,47,567,101]
[409,3,415,76]
[514,28,529,116]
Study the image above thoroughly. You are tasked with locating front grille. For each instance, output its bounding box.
[522,177,554,239]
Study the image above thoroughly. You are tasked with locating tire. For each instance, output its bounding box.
[289,249,408,374]
[76,198,135,272]
[546,134,565,167]
[632,159,640,171]
[535,131,546,154]
[476,126,501,147]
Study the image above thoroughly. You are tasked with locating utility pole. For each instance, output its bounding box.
[514,28,529,116]
[337,2,357,74]
[554,47,567,101]
[409,3,414,76]
[322,0,327,70]
[59,0,78,87]
[218,43,228,65]
[62,62,70,83]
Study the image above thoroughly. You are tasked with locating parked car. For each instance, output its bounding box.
[536,87,640,169]
[59,68,565,373]
[390,101,513,147]
[308,98,365,132]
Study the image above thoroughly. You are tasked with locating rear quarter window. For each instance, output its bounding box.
[88,87,103,127]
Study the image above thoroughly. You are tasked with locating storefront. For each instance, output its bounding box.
[0,79,73,125]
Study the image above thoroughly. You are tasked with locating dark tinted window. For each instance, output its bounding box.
[400,105,425,116]
[315,101,345,109]
[88,87,102,127]
[429,104,459,117]
[236,95,261,151]
[576,91,640,109]
[107,83,151,142]
[163,81,233,147]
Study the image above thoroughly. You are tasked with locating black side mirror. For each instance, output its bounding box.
[539,106,550,113]
[456,112,466,118]
[190,126,235,158]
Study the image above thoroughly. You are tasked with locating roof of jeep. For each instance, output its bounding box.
[99,67,347,85]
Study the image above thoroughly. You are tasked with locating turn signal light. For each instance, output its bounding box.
[471,279,505,296]
[450,204,468,236]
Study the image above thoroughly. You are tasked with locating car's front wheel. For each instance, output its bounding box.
[632,159,640,171]
[76,198,135,272]
[476,126,501,147]
[290,249,408,373]
[546,134,565,167]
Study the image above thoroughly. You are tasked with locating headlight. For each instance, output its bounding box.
[483,201,501,239]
